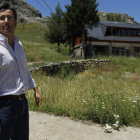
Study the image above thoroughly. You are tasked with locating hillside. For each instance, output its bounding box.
[0,0,137,24]
[15,23,71,64]
[98,11,139,24]
[1,0,137,24]
[0,0,48,23]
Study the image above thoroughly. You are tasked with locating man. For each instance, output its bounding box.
[0,1,42,140]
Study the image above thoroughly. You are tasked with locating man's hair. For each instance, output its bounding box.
[0,1,17,21]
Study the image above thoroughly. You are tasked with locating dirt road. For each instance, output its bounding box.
[29,111,140,140]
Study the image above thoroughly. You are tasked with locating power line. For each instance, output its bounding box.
[42,0,54,14]
[36,0,50,15]
[35,0,50,39]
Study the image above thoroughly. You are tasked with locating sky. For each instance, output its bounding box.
[25,0,140,23]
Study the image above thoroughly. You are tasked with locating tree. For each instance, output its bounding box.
[62,10,80,54]
[64,0,99,57]
[107,13,115,21]
[107,13,124,22]
[115,14,121,22]
[44,2,64,52]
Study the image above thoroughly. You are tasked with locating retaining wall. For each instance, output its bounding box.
[29,59,110,76]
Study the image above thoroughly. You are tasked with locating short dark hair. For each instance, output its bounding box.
[0,1,17,21]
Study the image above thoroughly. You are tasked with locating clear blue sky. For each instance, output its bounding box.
[25,0,140,23]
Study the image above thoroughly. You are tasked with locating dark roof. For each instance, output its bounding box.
[87,21,140,42]
[100,21,140,29]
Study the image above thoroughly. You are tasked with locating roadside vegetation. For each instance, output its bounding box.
[15,22,140,128]
[26,56,140,128]
[15,1,140,129]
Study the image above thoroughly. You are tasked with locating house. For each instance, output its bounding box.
[74,21,140,58]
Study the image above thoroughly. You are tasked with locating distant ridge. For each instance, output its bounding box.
[98,11,139,24]
[0,0,138,24]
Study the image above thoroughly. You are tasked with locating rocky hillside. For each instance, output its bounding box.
[0,0,48,23]
[98,11,139,24]
[0,0,138,24]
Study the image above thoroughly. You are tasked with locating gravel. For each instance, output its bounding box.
[29,111,140,140]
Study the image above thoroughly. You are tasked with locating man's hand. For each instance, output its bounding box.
[33,87,42,106]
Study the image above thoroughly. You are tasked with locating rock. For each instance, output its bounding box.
[0,0,48,23]
[34,16,50,23]
[129,16,134,20]
[98,11,139,24]
[18,17,27,23]
[29,59,111,76]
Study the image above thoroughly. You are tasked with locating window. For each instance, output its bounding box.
[133,30,137,36]
[105,27,112,36]
[122,29,126,36]
[113,29,116,36]
[105,27,140,37]
[138,30,140,37]
[116,29,121,36]
[127,30,131,36]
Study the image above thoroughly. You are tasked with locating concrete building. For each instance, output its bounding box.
[74,21,140,58]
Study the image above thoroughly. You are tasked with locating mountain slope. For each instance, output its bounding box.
[98,11,139,24]
[0,0,48,23]
[0,0,138,24]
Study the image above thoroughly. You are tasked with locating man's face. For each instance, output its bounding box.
[0,9,17,38]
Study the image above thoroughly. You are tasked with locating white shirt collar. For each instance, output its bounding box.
[0,34,19,42]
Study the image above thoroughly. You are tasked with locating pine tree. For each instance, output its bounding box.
[44,2,64,52]
[64,0,99,57]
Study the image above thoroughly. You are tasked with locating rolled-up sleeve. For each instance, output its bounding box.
[18,41,36,91]
[27,67,36,90]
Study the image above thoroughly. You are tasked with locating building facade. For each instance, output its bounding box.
[74,21,140,58]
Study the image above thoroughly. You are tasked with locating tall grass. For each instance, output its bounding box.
[15,23,72,62]
[15,23,140,127]
[26,56,140,127]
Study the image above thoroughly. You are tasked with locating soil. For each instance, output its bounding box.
[29,111,140,140]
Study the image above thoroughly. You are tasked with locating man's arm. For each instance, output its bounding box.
[19,42,42,107]
[33,87,42,106]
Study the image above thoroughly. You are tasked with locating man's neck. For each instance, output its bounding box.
[8,36,14,50]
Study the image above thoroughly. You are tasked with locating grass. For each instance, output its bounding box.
[15,23,140,128]
[15,23,72,62]
[26,56,140,128]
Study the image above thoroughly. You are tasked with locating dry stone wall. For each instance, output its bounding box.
[29,59,110,76]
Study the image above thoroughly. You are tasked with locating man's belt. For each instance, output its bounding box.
[0,94,25,100]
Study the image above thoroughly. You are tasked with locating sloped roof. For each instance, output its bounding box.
[87,21,140,42]
[100,21,140,29]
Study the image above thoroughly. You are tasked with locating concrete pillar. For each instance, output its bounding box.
[81,49,84,58]
[109,45,112,56]
[130,46,134,57]
[90,44,93,57]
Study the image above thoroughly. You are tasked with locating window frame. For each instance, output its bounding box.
[105,26,140,37]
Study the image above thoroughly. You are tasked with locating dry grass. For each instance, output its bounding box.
[27,56,140,127]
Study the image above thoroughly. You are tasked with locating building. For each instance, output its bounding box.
[74,21,140,58]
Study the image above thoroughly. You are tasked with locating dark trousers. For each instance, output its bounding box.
[0,97,29,140]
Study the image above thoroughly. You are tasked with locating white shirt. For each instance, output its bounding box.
[0,34,36,96]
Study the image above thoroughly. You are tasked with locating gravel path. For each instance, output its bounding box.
[29,111,140,140]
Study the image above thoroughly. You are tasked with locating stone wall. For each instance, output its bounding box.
[29,59,110,76]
